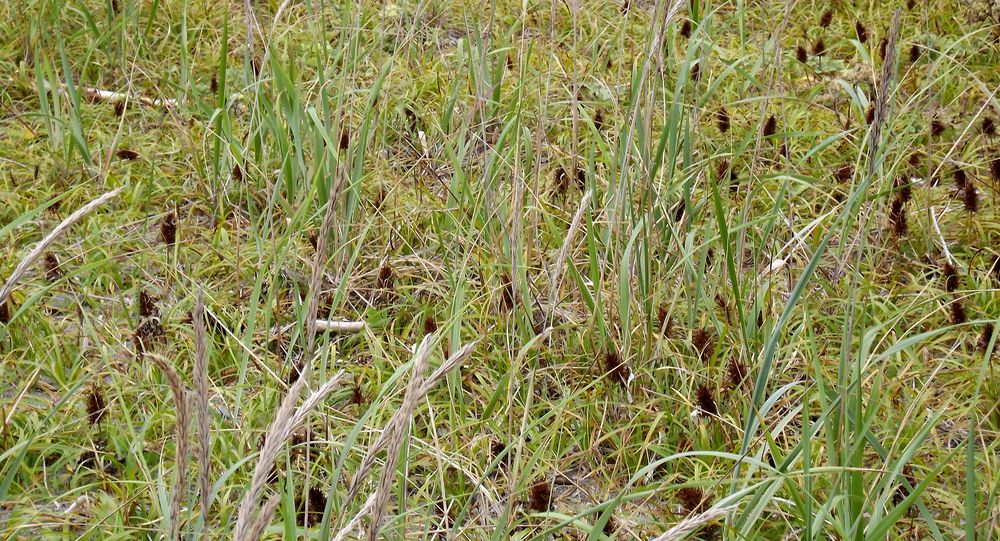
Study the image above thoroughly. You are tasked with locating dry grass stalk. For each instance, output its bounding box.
[866,10,901,180]
[314,319,366,333]
[331,492,377,541]
[648,505,736,541]
[193,291,212,527]
[80,86,178,108]
[547,190,593,315]
[246,495,281,541]
[147,353,191,541]
[0,186,124,307]
[232,369,346,540]
[346,337,478,505]
[304,167,346,359]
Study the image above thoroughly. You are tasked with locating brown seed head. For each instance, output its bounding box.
[676,486,711,514]
[963,181,979,213]
[983,117,997,137]
[43,252,62,282]
[812,37,826,57]
[695,383,718,416]
[931,119,946,137]
[210,74,218,93]
[717,107,731,133]
[527,480,552,512]
[980,323,996,354]
[160,212,177,246]
[603,351,629,389]
[796,45,808,63]
[116,149,140,161]
[820,9,833,28]
[692,328,715,362]
[423,314,437,335]
[138,289,158,319]
[909,44,920,63]
[377,262,394,290]
[87,386,107,425]
[763,115,777,137]
[943,262,960,293]
[680,19,692,38]
[727,358,749,388]
[990,158,1000,183]
[950,300,967,325]
[856,20,868,43]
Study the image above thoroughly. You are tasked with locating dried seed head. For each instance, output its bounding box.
[990,158,1000,183]
[138,289,158,319]
[656,305,672,336]
[593,110,604,131]
[116,149,140,161]
[339,129,350,150]
[950,300,967,325]
[980,323,995,354]
[43,252,62,282]
[812,37,826,57]
[763,115,777,137]
[692,328,715,362]
[796,45,808,63]
[878,37,889,61]
[113,101,126,117]
[499,272,514,311]
[576,168,586,191]
[87,385,107,425]
[963,181,979,213]
[350,382,365,406]
[377,262,394,290]
[232,162,244,181]
[906,0,916,9]
[819,9,833,28]
[909,44,920,63]
[943,262,960,293]
[160,212,177,246]
[836,165,853,183]
[210,74,218,93]
[296,486,326,526]
[931,119,947,137]
[423,314,437,336]
[983,117,997,137]
[676,486,711,514]
[908,153,923,170]
[717,106,731,133]
[889,196,908,237]
[866,105,875,124]
[953,168,968,190]
[0,300,10,324]
[527,480,552,512]
[695,383,718,416]
[680,19,692,39]
[726,358,749,388]
[894,176,913,204]
[553,166,570,196]
[715,159,730,181]
[603,351,629,389]
[856,20,868,43]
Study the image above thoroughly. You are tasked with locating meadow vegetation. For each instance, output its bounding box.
[2,0,1000,539]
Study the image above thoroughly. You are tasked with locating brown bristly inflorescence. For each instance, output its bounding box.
[983,117,996,137]
[139,289,158,319]
[680,19,692,39]
[819,9,833,28]
[43,252,62,282]
[692,328,715,362]
[603,351,629,389]
[160,211,177,246]
[909,44,920,63]
[953,168,968,190]
[676,486,712,514]
[878,37,889,61]
[763,115,777,137]
[377,262,394,291]
[210,74,218,93]
[931,119,947,137]
[726,358,749,388]
[232,162,244,182]
[116,148,140,161]
[812,37,826,57]
[836,165,853,183]
[527,479,552,512]
[990,158,1000,183]
[87,385,107,425]
[553,166,570,196]
[796,45,808,63]
[980,323,996,354]
[943,262,960,293]
[695,384,718,416]
[856,20,868,43]
[296,486,327,527]
[962,180,979,213]
[423,314,437,335]
[717,107,730,133]
[657,304,673,336]
[889,196,907,236]
[950,300,967,325]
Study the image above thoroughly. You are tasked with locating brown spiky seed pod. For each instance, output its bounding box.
[856,20,868,43]
[931,119,946,137]
[726,359,749,387]
[963,181,979,213]
[680,19,691,39]
[812,38,826,57]
[695,384,718,416]
[717,107,731,133]
[878,37,889,61]
[819,9,833,28]
[209,74,218,93]
[950,301,967,325]
[796,45,808,63]
[889,196,907,237]
[423,314,437,335]
[160,212,177,245]
[836,165,853,183]
[87,386,107,425]
[676,486,711,514]
[980,323,996,354]
[763,115,777,137]
[953,168,968,190]
[603,351,629,389]
[138,289,158,319]
[894,176,913,204]
[943,262,959,293]
[990,158,1000,183]
[527,480,552,512]
[43,252,62,281]
[983,117,996,137]
[377,262,394,290]
[909,44,920,63]
[692,328,715,362]
[116,149,140,161]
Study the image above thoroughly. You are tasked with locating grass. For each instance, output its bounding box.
[1,0,1000,539]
